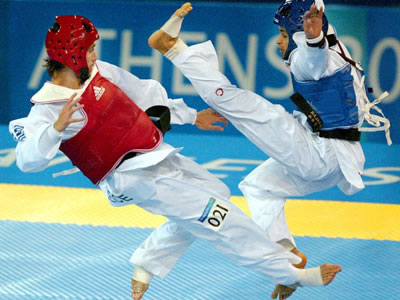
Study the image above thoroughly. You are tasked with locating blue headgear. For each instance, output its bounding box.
[274,0,329,59]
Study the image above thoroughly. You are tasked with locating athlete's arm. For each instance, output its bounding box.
[9,94,82,172]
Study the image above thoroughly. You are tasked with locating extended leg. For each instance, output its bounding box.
[149,6,341,183]
[132,154,341,287]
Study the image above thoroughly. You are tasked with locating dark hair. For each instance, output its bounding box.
[43,57,89,84]
[43,57,66,78]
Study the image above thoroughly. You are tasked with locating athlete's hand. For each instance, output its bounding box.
[195,108,228,131]
[54,92,85,132]
[304,4,323,39]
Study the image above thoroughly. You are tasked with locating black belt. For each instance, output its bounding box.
[290,92,323,132]
[290,92,361,141]
[319,128,361,141]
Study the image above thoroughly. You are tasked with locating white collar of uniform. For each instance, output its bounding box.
[31,64,99,104]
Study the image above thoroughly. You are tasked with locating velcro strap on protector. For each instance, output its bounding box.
[290,92,323,132]
[145,105,171,135]
[326,34,338,47]
[117,105,172,169]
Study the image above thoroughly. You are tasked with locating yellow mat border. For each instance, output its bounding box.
[1,183,399,241]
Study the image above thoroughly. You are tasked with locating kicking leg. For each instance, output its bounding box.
[149,3,345,186]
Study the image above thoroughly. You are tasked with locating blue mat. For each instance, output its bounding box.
[1,221,399,299]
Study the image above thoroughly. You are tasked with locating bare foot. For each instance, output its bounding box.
[271,248,307,299]
[148,2,193,54]
[131,279,149,300]
[320,264,342,285]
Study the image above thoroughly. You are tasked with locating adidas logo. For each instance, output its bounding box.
[93,86,105,101]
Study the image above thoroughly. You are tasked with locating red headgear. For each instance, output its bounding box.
[45,15,99,78]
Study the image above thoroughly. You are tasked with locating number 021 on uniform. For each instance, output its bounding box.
[198,197,230,232]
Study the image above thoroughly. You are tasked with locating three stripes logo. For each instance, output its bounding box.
[93,86,105,101]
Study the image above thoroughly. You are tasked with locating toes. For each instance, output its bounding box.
[176,2,193,18]
[321,264,342,285]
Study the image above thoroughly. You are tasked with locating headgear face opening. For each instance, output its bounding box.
[273,0,328,59]
[45,15,99,78]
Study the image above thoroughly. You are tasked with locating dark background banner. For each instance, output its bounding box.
[1,0,399,143]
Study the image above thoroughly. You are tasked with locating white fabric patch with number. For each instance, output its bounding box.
[198,197,230,232]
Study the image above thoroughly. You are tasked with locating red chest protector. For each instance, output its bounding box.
[60,73,162,185]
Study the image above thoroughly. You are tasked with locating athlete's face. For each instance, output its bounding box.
[276,27,289,58]
[86,43,98,74]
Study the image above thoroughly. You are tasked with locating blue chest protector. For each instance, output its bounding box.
[291,63,359,130]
